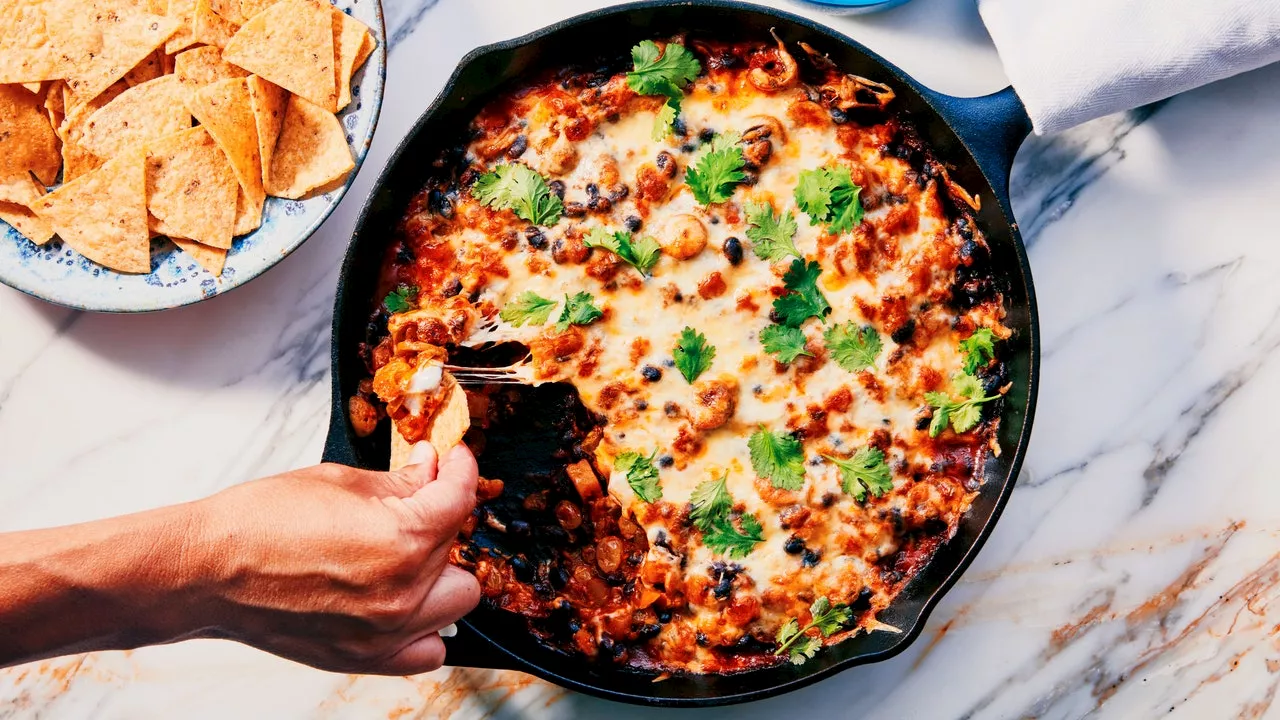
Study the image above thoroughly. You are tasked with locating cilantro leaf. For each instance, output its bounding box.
[554,291,603,332]
[808,597,853,637]
[702,512,764,559]
[615,450,662,503]
[744,200,800,261]
[773,259,831,328]
[584,227,662,276]
[760,324,811,364]
[925,373,999,437]
[794,165,863,235]
[689,475,733,531]
[652,100,679,141]
[685,133,746,206]
[499,291,556,327]
[472,163,563,226]
[748,426,806,490]
[823,322,882,372]
[824,446,892,501]
[382,284,418,314]
[774,596,853,664]
[673,326,715,383]
[960,327,997,375]
[626,40,701,102]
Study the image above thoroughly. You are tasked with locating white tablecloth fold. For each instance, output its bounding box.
[978,0,1280,134]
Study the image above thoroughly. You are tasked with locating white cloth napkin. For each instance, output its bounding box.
[978,0,1280,134]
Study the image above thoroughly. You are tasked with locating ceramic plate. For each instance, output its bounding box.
[0,0,386,313]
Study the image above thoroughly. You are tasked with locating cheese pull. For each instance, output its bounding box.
[389,366,470,470]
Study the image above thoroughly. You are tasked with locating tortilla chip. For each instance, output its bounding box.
[237,0,277,20]
[162,51,177,75]
[171,236,227,275]
[21,82,42,94]
[124,49,165,87]
[332,9,372,112]
[64,10,179,105]
[30,148,150,272]
[426,376,470,453]
[0,0,102,84]
[186,78,264,234]
[174,45,248,91]
[388,376,470,470]
[389,428,413,471]
[193,0,238,48]
[145,127,238,249]
[0,85,61,186]
[147,0,165,12]
[208,0,244,24]
[223,0,336,111]
[265,94,352,199]
[353,30,374,73]
[0,173,46,206]
[59,80,129,181]
[0,173,53,244]
[80,75,192,160]
[165,0,198,54]
[44,81,64,117]
[245,75,286,185]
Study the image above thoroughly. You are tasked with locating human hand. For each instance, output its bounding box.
[187,443,480,675]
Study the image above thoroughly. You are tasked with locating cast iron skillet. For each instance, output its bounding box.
[322,0,1039,707]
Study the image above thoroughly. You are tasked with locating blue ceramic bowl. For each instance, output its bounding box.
[789,0,912,14]
[0,0,386,313]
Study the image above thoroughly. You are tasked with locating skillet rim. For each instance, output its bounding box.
[327,0,1040,706]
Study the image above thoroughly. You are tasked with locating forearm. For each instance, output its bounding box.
[0,502,212,667]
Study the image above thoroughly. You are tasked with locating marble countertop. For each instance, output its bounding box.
[5,0,1280,717]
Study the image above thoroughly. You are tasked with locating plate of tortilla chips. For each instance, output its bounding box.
[0,0,384,312]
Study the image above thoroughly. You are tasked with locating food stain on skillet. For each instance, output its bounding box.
[324,0,1038,707]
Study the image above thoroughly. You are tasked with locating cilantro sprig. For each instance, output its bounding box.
[824,446,892,501]
[760,324,811,364]
[382,283,418,314]
[748,426,806,490]
[795,165,863,235]
[774,597,853,665]
[472,163,563,226]
[686,132,747,206]
[673,326,715,383]
[554,291,603,333]
[773,259,831,328]
[626,40,701,141]
[584,227,662,276]
[960,327,997,374]
[499,291,557,327]
[824,322,882,372]
[615,450,662,503]
[744,200,800,261]
[689,474,763,559]
[925,373,999,437]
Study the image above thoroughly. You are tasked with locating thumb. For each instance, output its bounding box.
[381,442,438,497]
[403,444,478,533]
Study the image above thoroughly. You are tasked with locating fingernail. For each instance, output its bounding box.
[409,442,434,465]
[440,623,458,638]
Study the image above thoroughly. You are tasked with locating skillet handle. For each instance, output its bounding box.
[442,621,521,670]
[924,85,1031,204]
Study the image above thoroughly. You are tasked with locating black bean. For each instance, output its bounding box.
[624,215,642,232]
[548,179,566,199]
[507,134,528,158]
[641,365,662,382]
[850,587,874,612]
[524,226,547,250]
[395,243,415,264]
[636,623,662,640]
[551,566,569,589]
[829,107,849,124]
[510,519,531,537]
[657,609,672,624]
[802,549,822,567]
[658,455,674,468]
[671,116,688,137]
[680,143,697,154]
[722,236,743,266]
[891,319,916,345]
[428,188,453,218]
[698,127,716,143]
[635,399,648,411]
[585,183,600,199]
[510,555,533,582]
[783,535,805,555]
[563,201,587,218]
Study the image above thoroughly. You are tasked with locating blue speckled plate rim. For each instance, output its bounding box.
[0,0,387,314]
